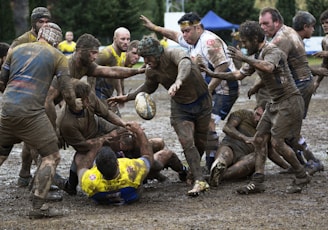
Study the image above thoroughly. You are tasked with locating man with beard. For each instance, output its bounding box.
[249,7,323,174]
[0,22,79,218]
[17,34,145,190]
[9,7,51,53]
[200,21,311,194]
[109,37,212,196]
[140,13,239,172]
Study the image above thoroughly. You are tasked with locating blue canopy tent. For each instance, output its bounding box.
[201,10,239,31]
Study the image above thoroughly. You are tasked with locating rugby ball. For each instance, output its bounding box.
[135,92,156,120]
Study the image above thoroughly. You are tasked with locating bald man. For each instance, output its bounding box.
[94,27,131,115]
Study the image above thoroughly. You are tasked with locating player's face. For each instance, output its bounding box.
[143,56,158,69]
[65,32,74,42]
[321,19,328,34]
[126,48,140,66]
[180,25,199,45]
[79,49,98,66]
[240,37,258,56]
[303,24,315,39]
[254,106,264,123]
[114,32,130,52]
[35,17,50,34]
[259,12,279,38]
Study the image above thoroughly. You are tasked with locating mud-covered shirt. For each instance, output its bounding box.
[240,42,300,103]
[178,30,238,95]
[10,31,37,49]
[221,109,257,155]
[81,157,150,205]
[142,48,209,104]
[51,54,98,90]
[271,25,312,81]
[59,91,114,153]
[0,41,70,117]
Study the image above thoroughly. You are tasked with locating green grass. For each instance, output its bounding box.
[307,56,322,66]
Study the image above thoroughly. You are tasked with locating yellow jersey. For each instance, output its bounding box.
[81,157,150,205]
[58,40,76,55]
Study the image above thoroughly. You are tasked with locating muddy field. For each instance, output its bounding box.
[0,73,327,229]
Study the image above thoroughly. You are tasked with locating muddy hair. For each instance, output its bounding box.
[73,80,91,99]
[320,10,328,23]
[76,33,101,50]
[260,7,284,24]
[239,21,265,43]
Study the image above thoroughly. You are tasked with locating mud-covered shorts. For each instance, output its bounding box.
[295,77,313,119]
[257,94,304,139]
[0,112,58,157]
[170,92,212,137]
[221,136,254,163]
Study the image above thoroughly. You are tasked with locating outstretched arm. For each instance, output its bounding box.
[228,46,275,73]
[140,15,180,43]
[93,65,145,79]
[168,58,191,96]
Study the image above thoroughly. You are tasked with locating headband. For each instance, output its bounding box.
[179,20,201,29]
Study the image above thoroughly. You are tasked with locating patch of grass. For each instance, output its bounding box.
[307,56,322,66]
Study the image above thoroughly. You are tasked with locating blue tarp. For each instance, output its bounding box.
[201,10,239,31]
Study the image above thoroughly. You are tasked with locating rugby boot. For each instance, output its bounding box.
[187,180,210,197]
[237,173,265,195]
[286,169,311,194]
[209,159,226,187]
[305,160,324,176]
[17,175,32,187]
[29,196,64,219]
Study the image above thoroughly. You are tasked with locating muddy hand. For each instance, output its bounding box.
[168,79,182,96]
[313,51,328,58]
[107,95,128,105]
[228,46,243,61]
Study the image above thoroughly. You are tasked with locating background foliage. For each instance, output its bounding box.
[0,0,327,45]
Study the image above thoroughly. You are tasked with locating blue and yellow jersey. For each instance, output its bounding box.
[81,157,150,205]
[58,40,76,56]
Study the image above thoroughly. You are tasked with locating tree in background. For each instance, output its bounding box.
[0,0,15,43]
[50,0,147,45]
[276,0,296,26]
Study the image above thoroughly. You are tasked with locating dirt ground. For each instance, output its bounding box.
[0,73,327,230]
